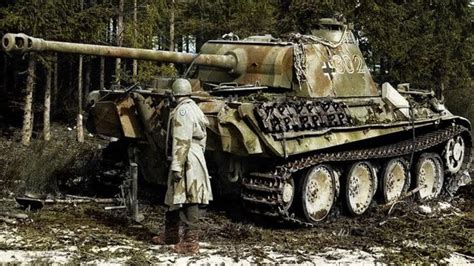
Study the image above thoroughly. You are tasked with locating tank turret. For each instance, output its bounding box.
[2,20,377,99]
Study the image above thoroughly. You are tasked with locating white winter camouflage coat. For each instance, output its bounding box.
[164,98,213,210]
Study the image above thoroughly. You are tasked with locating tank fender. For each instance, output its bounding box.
[131,93,158,133]
[451,116,472,131]
[86,101,123,138]
[115,96,144,138]
[217,106,263,155]
[238,103,285,157]
[86,93,143,139]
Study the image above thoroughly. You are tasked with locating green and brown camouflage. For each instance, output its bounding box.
[2,18,471,224]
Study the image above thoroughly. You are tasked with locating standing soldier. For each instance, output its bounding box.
[152,78,212,254]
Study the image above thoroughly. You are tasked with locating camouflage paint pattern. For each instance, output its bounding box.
[198,41,293,89]
[164,98,212,209]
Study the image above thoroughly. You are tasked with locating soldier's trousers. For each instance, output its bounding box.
[166,204,199,230]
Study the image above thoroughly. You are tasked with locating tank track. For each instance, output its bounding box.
[241,124,471,227]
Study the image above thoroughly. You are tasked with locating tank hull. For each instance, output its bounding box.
[86,88,471,183]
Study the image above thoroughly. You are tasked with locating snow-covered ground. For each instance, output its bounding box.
[0,240,472,264]
[0,226,385,264]
[0,198,473,264]
[0,245,382,265]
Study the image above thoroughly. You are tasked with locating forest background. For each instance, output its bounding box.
[0,0,472,144]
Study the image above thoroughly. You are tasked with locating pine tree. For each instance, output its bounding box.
[179,0,278,48]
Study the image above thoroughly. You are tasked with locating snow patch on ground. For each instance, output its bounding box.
[90,245,138,254]
[0,250,73,264]
[437,202,452,211]
[147,245,384,265]
[0,242,383,265]
[1,246,470,265]
[418,205,432,214]
[0,236,471,264]
[442,253,474,264]
[0,226,24,248]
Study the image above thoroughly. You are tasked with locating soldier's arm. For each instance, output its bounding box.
[170,105,193,173]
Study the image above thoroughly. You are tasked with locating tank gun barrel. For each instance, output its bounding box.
[2,33,237,69]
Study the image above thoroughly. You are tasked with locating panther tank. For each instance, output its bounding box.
[3,18,471,225]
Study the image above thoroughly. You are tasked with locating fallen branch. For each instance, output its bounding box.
[0,216,17,225]
[104,206,127,210]
[0,212,28,220]
[451,252,474,260]
[381,184,427,214]
[0,198,16,202]
[15,196,118,209]
[44,198,116,204]
[402,185,426,199]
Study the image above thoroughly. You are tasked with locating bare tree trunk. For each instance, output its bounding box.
[77,0,85,143]
[115,0,124,85]
[21,58,36,146]
[132,0,138,80]
[185,35,189,53]
[100,57,105,89]
[77,56,84,143]
[43,63,52,141]
[53,54,58,108]
[169,0,175,52]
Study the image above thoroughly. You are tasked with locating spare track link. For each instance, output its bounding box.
[253,99,353,134]
[241,124,471,227]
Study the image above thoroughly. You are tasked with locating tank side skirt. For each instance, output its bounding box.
[241,124,471,227]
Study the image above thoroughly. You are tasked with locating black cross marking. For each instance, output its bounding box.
[322,61,336,80]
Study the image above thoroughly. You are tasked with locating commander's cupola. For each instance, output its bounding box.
[311,18,348,44]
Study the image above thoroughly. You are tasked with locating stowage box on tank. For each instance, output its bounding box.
[3,18,471,225]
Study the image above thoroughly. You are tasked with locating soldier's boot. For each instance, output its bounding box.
[172,204,199,253]
[173,228,199,254]
[152,212,180,245]
[151,225,180,245]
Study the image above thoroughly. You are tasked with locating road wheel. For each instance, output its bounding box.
[381,158,410,203]
[300,164,336,222]
[416,153,444,200]
[444,136,466,174]
[345,161,377,215]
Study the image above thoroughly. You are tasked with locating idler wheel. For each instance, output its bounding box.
[444,136,466,174]
[300,165,336,222]
[381,158,410,203]
[345,161,377,215]
[416,153,444,200]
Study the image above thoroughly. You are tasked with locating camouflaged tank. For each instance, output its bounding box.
[3,18,472,225]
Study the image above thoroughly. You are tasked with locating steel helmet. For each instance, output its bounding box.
[172,78,192,96]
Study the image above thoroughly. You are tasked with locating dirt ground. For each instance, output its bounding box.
[0,126,473,264]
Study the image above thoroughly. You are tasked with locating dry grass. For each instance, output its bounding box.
[0,125,103,197]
